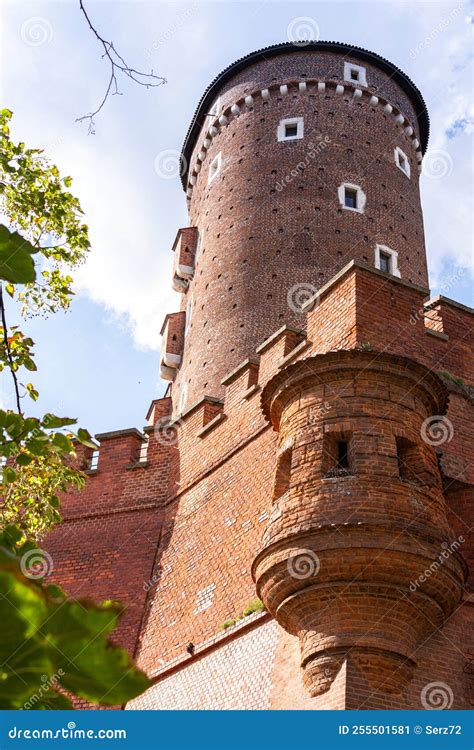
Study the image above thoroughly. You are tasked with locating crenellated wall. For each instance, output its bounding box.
[46,262,473,709]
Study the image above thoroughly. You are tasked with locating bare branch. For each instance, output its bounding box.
[77,0,167,133]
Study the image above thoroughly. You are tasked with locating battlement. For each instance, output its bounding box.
[59,261,473,522]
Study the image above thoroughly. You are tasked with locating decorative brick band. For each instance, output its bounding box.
[185,78,424,201]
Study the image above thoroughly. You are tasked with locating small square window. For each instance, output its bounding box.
[344,62,367,87]
[394,147,411,178]
[277,117,304,142]
[375,245,401,278]
[208,153,221,184]
[344,188,357,209]
[379,252,391,273]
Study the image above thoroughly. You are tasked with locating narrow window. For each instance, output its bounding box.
[185,296,192,335]
[338,183,366,213]
[273,447,292,500]
[344,187,357,209]
[179,385,187,415]
[285,123,298,138]
[395,437,429,486]
[208,153,221,183]
[337,440,349,470]
[394,147,411,178]
[323,432,353,477]
[194,230,202,265]
[208,97,220,118]
[379,251,391,273]
[375,245,401,278]
[350,69,359,81]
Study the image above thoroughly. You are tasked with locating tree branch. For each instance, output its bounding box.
[77,0,167,133]
[0,284,22,414]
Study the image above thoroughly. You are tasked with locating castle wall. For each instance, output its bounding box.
[45,264,473,710]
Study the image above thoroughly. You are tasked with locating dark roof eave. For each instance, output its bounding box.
[180,41,429,190]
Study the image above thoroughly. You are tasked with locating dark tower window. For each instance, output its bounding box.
[337,440,349,470]
[285,123,298,138]
[323,432,353,477]
[350,69,359,81]
[379,251,391,273]
[344,188,358,209]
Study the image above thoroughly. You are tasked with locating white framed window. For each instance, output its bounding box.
[277,117,304,142]
[194,229,202,265]
[394,147,411,178]
[338,182,366,213]
[178,384,187,415]
[185,295,193,335]
[208,152,222,184]
[375,245,401,278]
[208,97,220,118]
[344,62,367,87]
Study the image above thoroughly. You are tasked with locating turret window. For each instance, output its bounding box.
[344,188,357,209]
[208,153,222,183]
[344,62,367,87]
[394,147,411,178]
[375,244,401,277]
[338,182,366,213]
[277,117,304,142]
[208,97,220,118]
[323,431,353,478]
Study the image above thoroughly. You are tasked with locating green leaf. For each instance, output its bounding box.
[42,413,77,429]
[75,428,97,449]
[2,466,17,483]
[0,549,151,709]
[0,225,38,283]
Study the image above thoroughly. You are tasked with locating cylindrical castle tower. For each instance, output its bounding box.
[163,42,430,414]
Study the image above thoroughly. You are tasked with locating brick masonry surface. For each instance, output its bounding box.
[128,619,281,710]
[44,45,473,711]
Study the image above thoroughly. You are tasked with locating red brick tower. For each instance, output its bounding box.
[166,42,430,413]
[46,43,473,711]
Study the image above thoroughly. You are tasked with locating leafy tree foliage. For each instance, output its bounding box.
[0,109,150,708]
[0,529,149,709]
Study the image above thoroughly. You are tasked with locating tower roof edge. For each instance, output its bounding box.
[180,40,430,189]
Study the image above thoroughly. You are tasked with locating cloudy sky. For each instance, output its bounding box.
[1,0,473,434]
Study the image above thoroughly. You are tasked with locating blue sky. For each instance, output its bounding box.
[1,0,473,434]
